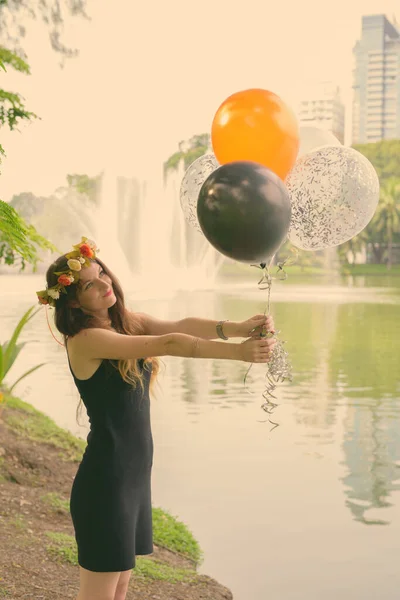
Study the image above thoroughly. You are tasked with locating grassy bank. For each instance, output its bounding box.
[339,263,400,276]
[219,260,400,279]
[0,395,232,600]
[219,261,329,279]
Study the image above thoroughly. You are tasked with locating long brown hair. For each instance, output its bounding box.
[46,254,162,425]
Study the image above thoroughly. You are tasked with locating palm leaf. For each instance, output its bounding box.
[1,342,28,378]
[3,305,40,369]
[0,344,3,381]
[8,363,46,394]
[0,199,60,270]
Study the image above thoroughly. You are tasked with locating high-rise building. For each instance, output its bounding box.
[297,82,345,144]
[352,14,400,144]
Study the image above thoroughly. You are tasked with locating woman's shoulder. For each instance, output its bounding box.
[66,330,88,355]
[66,333,104,380]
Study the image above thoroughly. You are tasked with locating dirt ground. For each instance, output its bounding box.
[0,405,233,600]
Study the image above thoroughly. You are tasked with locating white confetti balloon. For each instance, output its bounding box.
[286,146,380,250]
[298,126,342,158]
[180,153,219,232]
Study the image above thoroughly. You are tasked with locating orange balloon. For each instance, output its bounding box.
[211,88,299,180]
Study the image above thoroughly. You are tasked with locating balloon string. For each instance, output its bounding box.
[44,305,65,347]
[243,248,298,430]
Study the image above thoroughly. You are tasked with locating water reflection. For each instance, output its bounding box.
[155,293,400,526]
[342,397,400,525]
[341,273,400,290]
[330,303,400,526]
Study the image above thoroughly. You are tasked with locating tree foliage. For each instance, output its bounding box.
[164,133,210,179]
[371,178,400,268]
[0,85,38,136]
[338,140,400,266]
[0,199,59,270]
[66,172,99,202]
[8,184,97,259]
[0,47,46,268]
[352,140,400,183]
[0,0,89,271]
[0,47,37,159]
[0,0,89,59]
[0,46,30,72]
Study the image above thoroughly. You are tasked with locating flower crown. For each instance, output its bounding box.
[36,237,100,308]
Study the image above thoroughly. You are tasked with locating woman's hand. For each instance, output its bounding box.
[239,336,277,363]
[238,314,275,339]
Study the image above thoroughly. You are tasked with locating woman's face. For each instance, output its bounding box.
[72,261,116,313]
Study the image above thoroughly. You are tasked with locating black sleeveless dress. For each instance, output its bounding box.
[66,341,154,572]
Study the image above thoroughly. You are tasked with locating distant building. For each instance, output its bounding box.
[352,14,400,144]
[297,82,345,144]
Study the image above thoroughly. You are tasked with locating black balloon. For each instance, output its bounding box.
[197,161,291,263]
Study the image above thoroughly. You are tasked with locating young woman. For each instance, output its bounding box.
[36,238,276,600]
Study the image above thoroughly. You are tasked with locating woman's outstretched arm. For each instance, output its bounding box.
[133,312,273,340]
[134,312,240,339]
[172,317,241,339]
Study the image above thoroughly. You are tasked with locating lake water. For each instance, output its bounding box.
[1,273,400,600]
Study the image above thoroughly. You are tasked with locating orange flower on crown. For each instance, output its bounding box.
[78,243,94,258]
[58,274,75,286]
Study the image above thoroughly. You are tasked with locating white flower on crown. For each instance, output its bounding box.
[47,288,60,300]
[67,258,82,271]
[78,257,86,264]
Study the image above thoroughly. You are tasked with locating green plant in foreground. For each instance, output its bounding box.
[0,305,46,413]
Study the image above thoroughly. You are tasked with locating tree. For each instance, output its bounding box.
[339,178,400,267]
[352,140,400,183]
[337,229,368,266]
[373,178,400,269]
[0,47,38,159]
[0,0,89,60]
[0,48,58,269]
[275,237,326,271]
[66,173,100,203]
[164,133,210,179]
[0,199,59,270]
[337,140,400,267]
[0,0,89,270]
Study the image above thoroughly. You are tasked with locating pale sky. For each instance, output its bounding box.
[1,0,399,200]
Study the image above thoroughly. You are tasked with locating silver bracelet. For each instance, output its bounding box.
[216,320,229,340]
